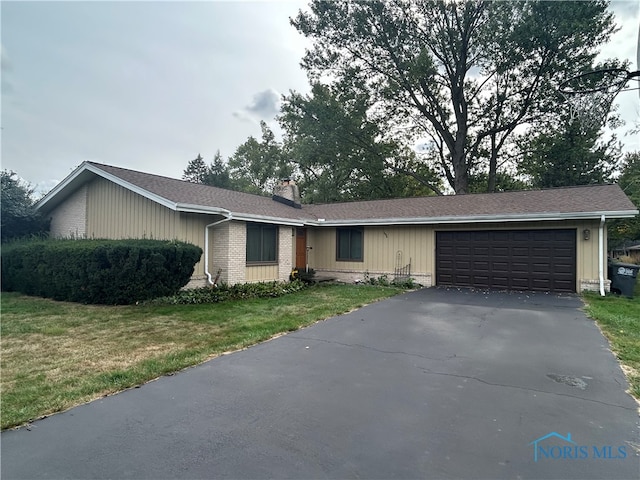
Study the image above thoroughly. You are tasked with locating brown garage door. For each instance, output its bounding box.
[436,229,576,293]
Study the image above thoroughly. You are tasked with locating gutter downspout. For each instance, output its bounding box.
[205,212,232,286]
[599,214,606,296]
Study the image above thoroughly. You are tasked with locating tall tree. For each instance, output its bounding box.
[608,152,640,248]
[280,82,442,202]
[228,121,291,195]
[517,119,620,188]
[182,154,210,184]
[182,151,232,189]
[207,150,233,189]
[1,170,49,242]
[292,0,618,193]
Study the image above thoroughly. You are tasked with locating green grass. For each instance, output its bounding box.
[583,280,640,400]
[1,284,404,429]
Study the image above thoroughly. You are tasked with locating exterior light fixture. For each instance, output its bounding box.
[583,229,591,240]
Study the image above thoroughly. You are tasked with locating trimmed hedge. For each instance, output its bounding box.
[1,239,203,304]
[146,280,307,305]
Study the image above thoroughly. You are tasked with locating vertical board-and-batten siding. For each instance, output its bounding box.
[85,180,294,286]
[49,184,88,238]
[308,226,433,284]
[307,219,605,291]
[85,178,214,278]
[86,178,180,240]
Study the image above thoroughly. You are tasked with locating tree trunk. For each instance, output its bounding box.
[452,151,469,194]
[487,134,498,193]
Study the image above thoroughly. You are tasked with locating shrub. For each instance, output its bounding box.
[148,280,307,305]
[616,255,639,265]
[362,272,418,289]
[291,268,316,283]
[1,239,202,304]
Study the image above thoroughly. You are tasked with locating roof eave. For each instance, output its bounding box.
[231,212,305,227]
[36,162,179,212]
[176,203,232,216]
[304,210,639,227]
[35,161,90,211]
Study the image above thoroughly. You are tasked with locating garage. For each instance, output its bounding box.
[436,229,577,293]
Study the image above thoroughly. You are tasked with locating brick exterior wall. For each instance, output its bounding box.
[580,278,611,293]
[278,226,294,282]
[210,220,246,285]
[211,221,230,284]
[315,268,432,287]
[208,221,293,286]
[49,184,87,238]
[227,221,246,285]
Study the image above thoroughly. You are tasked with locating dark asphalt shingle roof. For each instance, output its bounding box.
[91,163,313,221]
[305,184,637,221]
[89,162,637,223]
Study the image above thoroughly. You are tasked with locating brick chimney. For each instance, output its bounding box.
[273,179,302,209]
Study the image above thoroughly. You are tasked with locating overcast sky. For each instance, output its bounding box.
[1,1,639,196]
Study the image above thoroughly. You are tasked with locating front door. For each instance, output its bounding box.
[295,228,307,269]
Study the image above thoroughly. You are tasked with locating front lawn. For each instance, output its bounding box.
[583,280,640,400]
[1,284,404,430]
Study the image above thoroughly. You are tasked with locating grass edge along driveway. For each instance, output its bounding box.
[582,280,640,402]
[1,284,404,430]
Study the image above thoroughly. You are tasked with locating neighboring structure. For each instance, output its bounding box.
[611,243,640,264]
[37,162,639,294]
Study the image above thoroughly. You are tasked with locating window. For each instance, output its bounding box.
[246,223,278,263]
[336,227,363,261]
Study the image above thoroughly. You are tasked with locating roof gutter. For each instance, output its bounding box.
[302,210,639,227]
[177,203,244,216]
[229,212,305,227]
[204,211,233,286]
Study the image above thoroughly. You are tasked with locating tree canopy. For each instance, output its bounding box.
[279,81,442,202]
[291,0,618,194]
[228,121,291,195]
[608,152,640,248]
[517,118,621,188]
[1,170,49,242]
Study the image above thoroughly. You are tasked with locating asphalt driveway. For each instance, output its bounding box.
[2,287,638,479]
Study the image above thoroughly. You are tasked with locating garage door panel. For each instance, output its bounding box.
[472,231,491,241]
[511,262,529,273]
[532,263,551,273]
[513,231,534,241]
[491,277,509,289]
[491,231,511,242]
[436,229,576,293]
[554,265,573,274]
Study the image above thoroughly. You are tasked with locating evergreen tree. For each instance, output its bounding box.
[1,170,49,242]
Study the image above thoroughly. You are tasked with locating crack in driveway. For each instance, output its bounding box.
[287,334,464,362]
[287,334,636,412]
